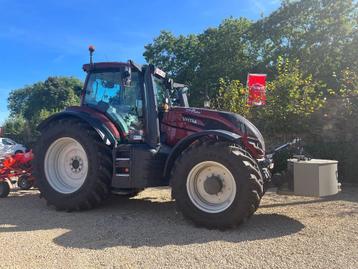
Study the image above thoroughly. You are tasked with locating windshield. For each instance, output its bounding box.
[84,71,144,136]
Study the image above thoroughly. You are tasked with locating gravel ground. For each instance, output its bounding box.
[0,186,357,269]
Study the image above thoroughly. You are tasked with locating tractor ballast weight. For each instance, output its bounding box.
[35,48,273,228]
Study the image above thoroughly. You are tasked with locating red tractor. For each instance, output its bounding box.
[35,47,273,228]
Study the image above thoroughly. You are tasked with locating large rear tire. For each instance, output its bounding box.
[171,140,263,229]
[34,119,112,211]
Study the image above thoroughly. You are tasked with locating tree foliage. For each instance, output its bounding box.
[212,79,250,117]
[144,18,255,105]
[144,0,357,104]
[2,115,31,145]
[8,77,82,122]
[253,57,326,135]
[144,0,358,181]
[5,77,83,145]
[250,0,357,87]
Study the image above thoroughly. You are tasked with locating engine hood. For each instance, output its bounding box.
[162,107,265,156]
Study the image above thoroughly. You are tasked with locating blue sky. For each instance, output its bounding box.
[0,0,280,124]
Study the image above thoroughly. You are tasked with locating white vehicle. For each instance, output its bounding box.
[0,138,27,159]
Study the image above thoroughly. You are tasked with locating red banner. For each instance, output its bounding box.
[247,73,267,106]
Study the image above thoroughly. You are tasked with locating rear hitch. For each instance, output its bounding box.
[262,138,311,187]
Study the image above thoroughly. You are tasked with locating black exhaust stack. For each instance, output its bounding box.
[89,45,95,66]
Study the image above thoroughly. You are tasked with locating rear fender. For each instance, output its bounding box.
[163,130,242,180]
[37,111,117,147]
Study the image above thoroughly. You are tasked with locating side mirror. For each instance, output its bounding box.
[166,78,174,90]
[179,89,189,107]
[122,68,132,87]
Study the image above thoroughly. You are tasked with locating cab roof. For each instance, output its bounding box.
[82,62,131,72]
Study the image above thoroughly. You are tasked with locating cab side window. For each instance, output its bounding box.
[153,77,166,106]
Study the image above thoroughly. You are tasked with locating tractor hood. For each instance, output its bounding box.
[162,107,265,157]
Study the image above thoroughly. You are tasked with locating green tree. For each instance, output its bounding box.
[5,76,83,146]
[2,115,32,145]
[144,0,357,104]
[211,57,326,137]
[254,57,326,136]
[212,78,250,117]
[144,18,254,106]
[251,0,358,88]
[8,76,82,122]
[144,31,199,82]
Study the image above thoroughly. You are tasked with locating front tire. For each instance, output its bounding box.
[171,140,263,229]
[34,119,112,211]
[0,182,10,198]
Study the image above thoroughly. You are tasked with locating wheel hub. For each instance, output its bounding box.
[44,137,88,194]
[70,157,83,173]
[186,161,237,213]
[203,175,223,195]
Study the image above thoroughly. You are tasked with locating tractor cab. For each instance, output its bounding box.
[81,60,188,145]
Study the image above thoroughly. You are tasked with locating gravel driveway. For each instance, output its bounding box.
[0,186,357,269]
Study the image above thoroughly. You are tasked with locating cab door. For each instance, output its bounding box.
[112,66,165,189]
[143,65,160,148]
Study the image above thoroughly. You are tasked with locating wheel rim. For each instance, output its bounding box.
[186,161,237,213]
[19,178,26,188]
[44,137,88,194]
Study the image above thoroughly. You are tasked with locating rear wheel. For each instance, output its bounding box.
[0,182,10,198]
[34,119,112,211]
[171,140,263,229]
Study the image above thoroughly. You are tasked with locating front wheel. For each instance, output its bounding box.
[0,182,10,198]
[171,140,263,229]
[186,161,237,214]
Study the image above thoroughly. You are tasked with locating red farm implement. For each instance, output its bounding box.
[0,151,35,198]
